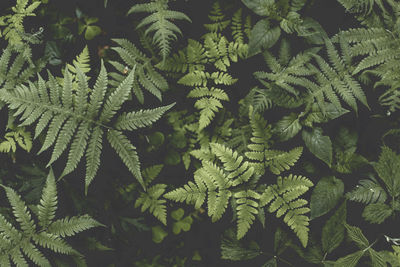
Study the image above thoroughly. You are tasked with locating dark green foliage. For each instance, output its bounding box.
[127,0,191,61]
[1,0,400,265]
[0,62,175,193]
[0,169,102,266]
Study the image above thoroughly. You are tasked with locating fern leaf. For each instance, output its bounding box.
[32,232,76,254]
[235,190,260,239]
[107,130,145,189]
[127,0,191,60]
[38,169,58,228]
[260,174,313,247]
[346,179,387,204]
[2,185,35,234]
[135,184,167,225]
[47,215,103,237]
[164,178,207,210]
[67,46,90,74]
[265,147,303,175]
[110,38,168,102]
[115,103,175,130]
[20,241,51,267]
[85,126,103,194]
[99,67,135,124]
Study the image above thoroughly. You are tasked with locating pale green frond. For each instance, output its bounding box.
[135,184,167,225]
[38,169,58,228]
[107,130,145,190]
[47,215,102,237]
[2,185,35,234]
[235,190,260,239]
[115,103,175,131]
[99,67,135,124]
[346,179,387,204]
[85,126,103,194]
[127,0,191,60]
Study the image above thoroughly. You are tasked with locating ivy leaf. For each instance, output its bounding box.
[302,127,332,167]
[274,113,302,141]
[362,203,393,224]
[310,176,344,220]
[248,19,281,57]
[322,201,346,254]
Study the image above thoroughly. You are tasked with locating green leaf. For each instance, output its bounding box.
[302,127,332,167]
[275,113,302,141]
[322,201,346,254]
[220,228,261,261]
[345,224,369,249]
[152,226,167,243]
[310,176,344,220]
[248,19,281,56]
[241,0,271,16]
[362,203,393,224]
[84,25,101,40]
[334,250,364,267]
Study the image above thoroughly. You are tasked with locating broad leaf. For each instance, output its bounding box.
[275,113,302,141]
[310,176,344,219]
[248,19,281,56]
[302,127,332,167]
[322,201,346,254]
[362,203,393,224]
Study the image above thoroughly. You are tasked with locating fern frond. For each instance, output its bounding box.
[0,45,46,91]
[67,45,91,74]
[38,169,58,228]
[0,170,101,265]
[135,184,167,225]
[260,174,313,247]
[2,185,35,234]
[1,62,174,192]
[127,0,191,61]
[346,179,387,204]
[204,1,230,33]
[107,129,144,189]
[47,215,102,237]
[245,113,302,175]
[110,38,168,102]
[235,190,260,239]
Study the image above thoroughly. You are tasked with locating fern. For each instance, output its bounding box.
[0,61,175,193]
[255,38,369,113]
[259,174,313,247]
[127,0,191,61]
[245,112,303,175]
[165,142,311,243]
[0,45,46,93]
[158,5,248,131]
[0,125,32,156]
[0,169,102,266]
[135,184,167,225]
[0,0,41,45]
[109,38,169,103]
[204,1,230,33]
